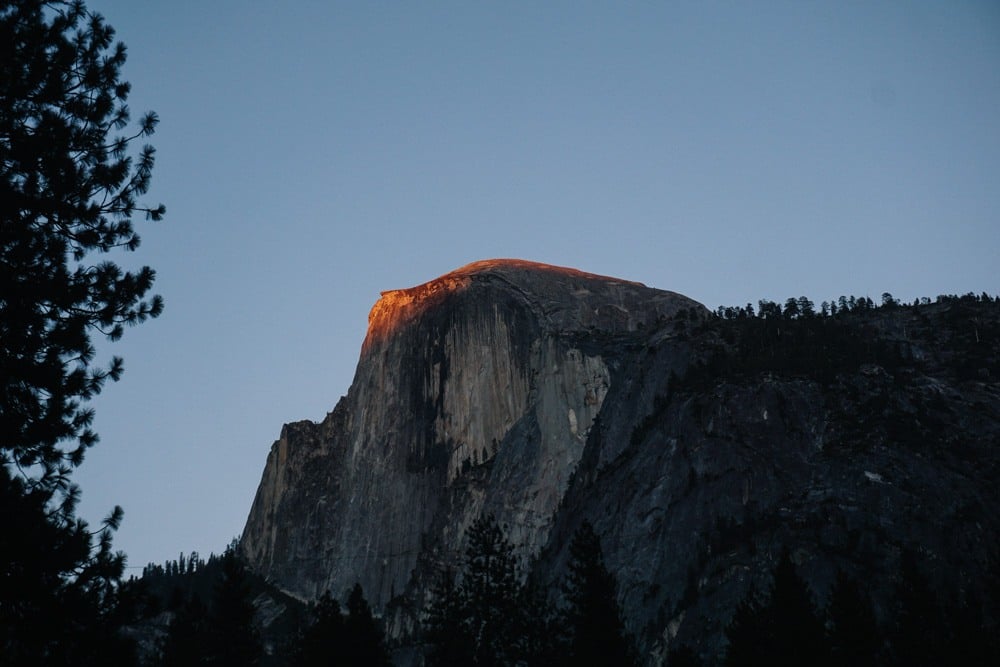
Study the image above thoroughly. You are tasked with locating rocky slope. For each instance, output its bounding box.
[241,262,1000,663]
[538,297,1000,662]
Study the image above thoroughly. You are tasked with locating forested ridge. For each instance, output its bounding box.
[2,3,997,664]
[686,291,998,386]
[125,507,998,665]
[124,294,998,665]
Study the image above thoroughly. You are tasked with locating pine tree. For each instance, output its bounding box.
[424,515,543,666]
[1,0,164,488]
[724,589,767,667]
[514,575,562,666]
[724,550,827,666]
[424,567,475,666]
[888,550,948,667]
[291,591,346,667]
[160,594,209,667]
[562,521,635,666]
[667,644,703,667]
[1,2,164,662]
[827,571,881,666]
[0,465,136,666]
[204,549,263,666]
[462,514,522,666]
[766,550,827,665]
[342,583,391,666]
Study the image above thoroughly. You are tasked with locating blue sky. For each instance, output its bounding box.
[74,1,1000,572]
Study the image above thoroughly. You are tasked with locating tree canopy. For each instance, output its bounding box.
[1,0,164,491]
[562,521,635,666]
[423,516,632,666]
[1,1,164,662]
[424,514,525,666]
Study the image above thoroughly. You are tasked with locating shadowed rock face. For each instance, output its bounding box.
[240,260,702,613]
[242,262,1000,663]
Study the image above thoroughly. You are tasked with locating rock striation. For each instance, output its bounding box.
[242,262,1000,663]
[240,260,701,619]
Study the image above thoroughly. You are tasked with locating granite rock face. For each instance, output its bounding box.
[242,262,1000,663]
[536,298,1000,662]
[240,260,701,616]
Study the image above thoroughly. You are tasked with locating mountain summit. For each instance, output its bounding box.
[364,258,680,348]
[241,260,701,620]
[241,262,1000,662]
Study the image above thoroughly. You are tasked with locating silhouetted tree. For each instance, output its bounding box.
[827,571,881,666]
[758,299,782,319]
[767,550,827,663]
[888,550,948,667]
[1,2,163,662]
[515,576,563,666]
[1,0,164,488]
[204,549,263,666]
[289,591,345,666]
[562,521,635,666]
[423,515,558,666]
[667,644,703,667]
[724,588,767,667]
[783,298,801,319]
[461,514,522,666]
[724,550,827,666]
[160,594,209,667]
[424,567,474,666]
[342,583,391,666]
[0,465,136,665]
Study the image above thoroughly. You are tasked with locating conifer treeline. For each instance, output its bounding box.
[27,292,997,665]
[133,515,999,665]
[141,551,209,579]
[666,290,1000,391]
[718,548,999,667]
[135,544,391,666]
[423,516,635,666]
[136,517,636,666]
[711,290,998,322]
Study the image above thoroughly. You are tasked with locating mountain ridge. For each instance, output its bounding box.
[241,262,1000,663]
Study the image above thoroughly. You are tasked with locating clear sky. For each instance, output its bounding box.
[74,1,1000,573]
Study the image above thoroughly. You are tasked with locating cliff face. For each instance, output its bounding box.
[241,259,701,613]
[537,297,1000,662]
[242,261,1000,662]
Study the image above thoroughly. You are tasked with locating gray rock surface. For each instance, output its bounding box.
[240,259,701,633]
[242,263,1000,663]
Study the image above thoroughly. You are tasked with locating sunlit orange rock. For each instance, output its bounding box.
[363,258,650,350]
